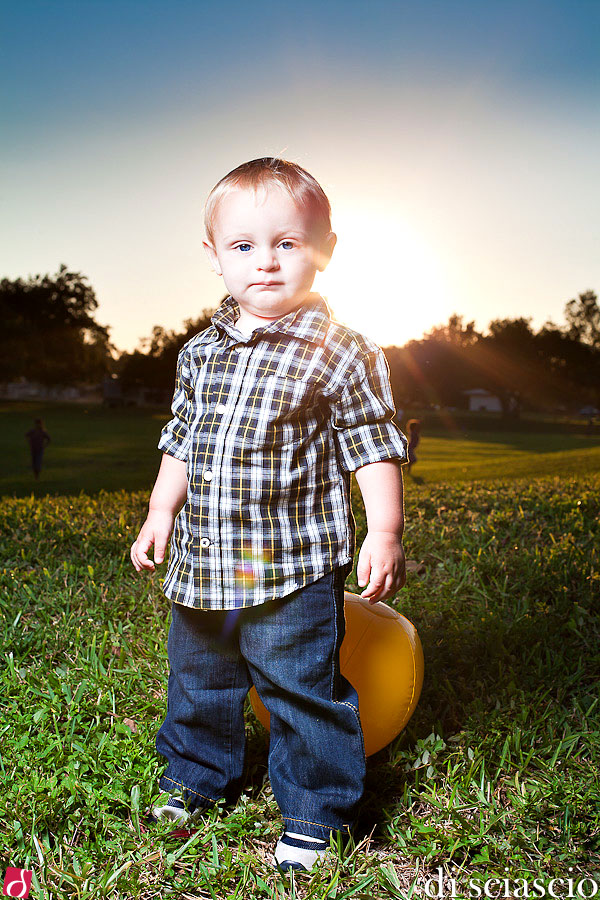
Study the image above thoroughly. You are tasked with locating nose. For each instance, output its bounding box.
[256,246,279,271]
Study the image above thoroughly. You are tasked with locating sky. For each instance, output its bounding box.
[2,0,599,353]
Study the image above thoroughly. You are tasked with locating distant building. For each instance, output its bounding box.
[464,389,502,413]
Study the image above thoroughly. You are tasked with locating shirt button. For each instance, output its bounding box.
[203,470,214,481]
[199,537,211,548]
[215,404,227,413]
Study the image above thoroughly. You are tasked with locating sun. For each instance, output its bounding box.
[315,207,450,346]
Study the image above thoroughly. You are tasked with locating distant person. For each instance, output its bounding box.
[130,158,408,872]
[406,418,421,474]
[25,418,51,479]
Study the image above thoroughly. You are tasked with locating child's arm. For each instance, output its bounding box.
[354,459,406,604]
[130,453,188,572]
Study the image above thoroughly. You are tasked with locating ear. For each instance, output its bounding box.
[203,241,222,276]
[315,231,337,272]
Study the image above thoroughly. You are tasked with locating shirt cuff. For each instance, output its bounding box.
[334,421,408,473]
[158,425,191,461]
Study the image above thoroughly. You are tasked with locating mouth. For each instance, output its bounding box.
[251,281,282,287]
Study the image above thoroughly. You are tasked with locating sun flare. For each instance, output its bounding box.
[316,208,449,346]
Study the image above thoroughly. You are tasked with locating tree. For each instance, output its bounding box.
[383,315,482,409]
[0,264,112,384]
[472,318,545,417]
[564,290,600,349]
[536,324,600,405]
[423,313,479,347]
[118,309,216,390]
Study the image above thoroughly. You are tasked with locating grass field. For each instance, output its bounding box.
[3,401,600,496]
[1,402,599,898]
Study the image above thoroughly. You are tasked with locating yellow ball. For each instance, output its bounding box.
[249,591,424,756]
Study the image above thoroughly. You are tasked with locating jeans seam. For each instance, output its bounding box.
[269,729,284,763]
[162,775,215,804]
[283,815,351,834]
[331,565,367,764]
[228,654,242,787]
[329,568,339,703]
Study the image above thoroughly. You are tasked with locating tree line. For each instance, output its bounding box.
[2,265,599,414]
[385,298,599,416]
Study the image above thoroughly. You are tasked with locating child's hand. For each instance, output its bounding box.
[130,509,174,573]
[356,531,406,604]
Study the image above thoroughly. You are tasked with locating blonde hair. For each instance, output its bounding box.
[204,157,332,245]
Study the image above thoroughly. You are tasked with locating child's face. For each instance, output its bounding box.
[203,186,336,326]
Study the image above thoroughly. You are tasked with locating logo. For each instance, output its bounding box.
[3,869,33,898]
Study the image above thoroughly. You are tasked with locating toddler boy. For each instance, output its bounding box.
[131,157,408,871]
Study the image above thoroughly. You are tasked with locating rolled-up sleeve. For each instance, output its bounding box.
[157,345,193,461]
[332,348,408,472]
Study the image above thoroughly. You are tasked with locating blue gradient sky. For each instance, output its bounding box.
[2,0,599,351]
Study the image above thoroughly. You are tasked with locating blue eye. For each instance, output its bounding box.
[237,243,251,252]
[280,241,294,250]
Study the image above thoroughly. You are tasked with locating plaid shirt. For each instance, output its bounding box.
[158,294,407,610]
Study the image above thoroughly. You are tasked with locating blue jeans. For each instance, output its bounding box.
[155,564,366,840]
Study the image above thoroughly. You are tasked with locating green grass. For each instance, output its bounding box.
[1,468,599,897]
[412,433,600,483]
[1,402,166,496]
[3,401,600,496]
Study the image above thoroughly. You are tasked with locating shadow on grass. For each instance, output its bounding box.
[354,591,597,843]
[435,431,600,453]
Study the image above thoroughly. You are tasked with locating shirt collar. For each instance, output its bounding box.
[211,293,331,346]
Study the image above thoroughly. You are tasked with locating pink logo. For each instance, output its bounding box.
[3,869,33,898]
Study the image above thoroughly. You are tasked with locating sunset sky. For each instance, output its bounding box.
[2,0,599,352]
